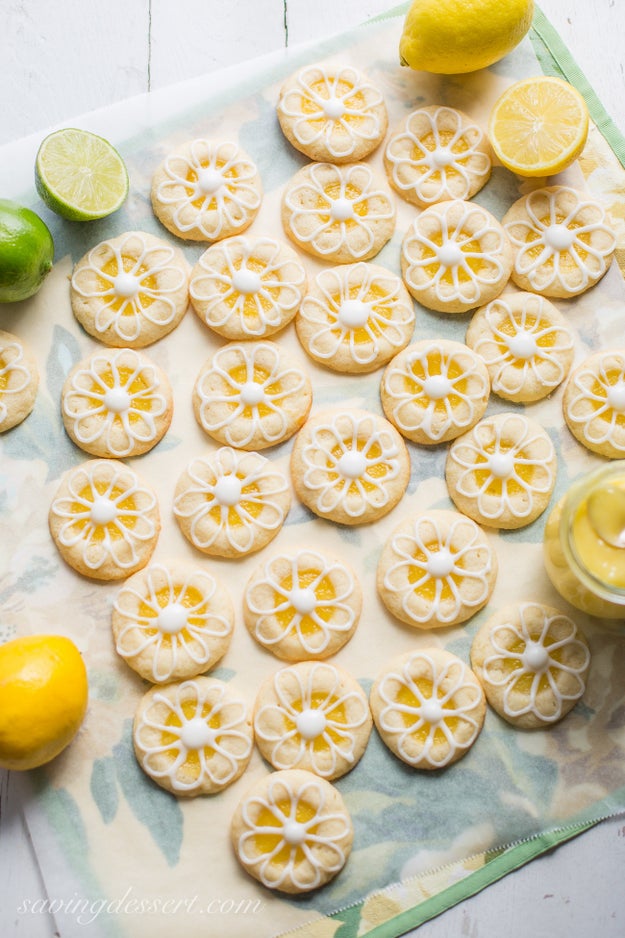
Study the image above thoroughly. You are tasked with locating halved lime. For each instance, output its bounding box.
[35,128,129,221]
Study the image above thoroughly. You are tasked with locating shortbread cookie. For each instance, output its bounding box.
[192,341,312,450]
[231,768,353,893]
[282,162,395,264]
[133,676,253,796]
[151,139,262,242]
[0,330,38,432]
[384,105,491,208]
[253,661,372,779]
[381,339,490,445]
[502,186,616,298]
[377,509,497,629]
[244,549,361,659]
[470,602,590,729]
[61,347,173,458]
[49,458,160,580]
[296,262,414,374]
[277,63,388,163]
[112,560,234,683]
[466,292,575,403]
[173,446,291,557]
[189,235,307,339]
[370,649,486,770]
[445,412,556,529]
[290,408,410,525]
[401,199,513,313]
[563,349,625,457]
[70,231,189,348]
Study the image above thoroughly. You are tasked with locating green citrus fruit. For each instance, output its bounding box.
[0,199,54,304]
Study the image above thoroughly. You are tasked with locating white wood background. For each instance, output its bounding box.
[1,2,625,937]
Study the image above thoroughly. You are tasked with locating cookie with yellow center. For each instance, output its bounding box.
[562,349,625,458]
[0,330,39,432]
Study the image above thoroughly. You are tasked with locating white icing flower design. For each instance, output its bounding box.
[114,564,232,683]
[237,774,351,890]
[62,349,168,457]
[301,412,402,519]
[386,106,490,203]
[195,342,307,448]
[51,462,158,572]
[254,663,369,777]
[246,550,356,655]
[135,680,252,792]
[156,140,261,240]
[378,652,483,768]
[565,352,625,449]
[279,65,385,159]
[384,514,493,624]
[71,233,187,343]
[0,341,31,425]
[300,263,414,367]
[505,187,616,294]
[285,163,394,259]
[482,604,590,723]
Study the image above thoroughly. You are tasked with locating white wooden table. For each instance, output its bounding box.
[1,2,625,936]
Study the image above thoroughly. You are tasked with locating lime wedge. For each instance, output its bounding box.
[35,128,129,221]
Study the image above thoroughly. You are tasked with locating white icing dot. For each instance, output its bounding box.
[213,475,242,506]
[232,268,262,295]
[330,197,355,222]
[90,496,118,526]
[179,717,215,750]
[195,167,224,196]
[113,272,140,299]
[607,383,625,412]
[157,602,188,635]
[337,299,371,329]
[488,452,515,479]
[282,820,307,845]
[296,707,327,740]
[288,587,317,615]
[522,641,550,672]
[426,548,455,578]
[506,331,538,360]
[103,387,131,413]
[421,700,443,725]
[423,374,453,400]
[337,450,367,479]
[544,224,575,251]
[323,96,346,120]
[437,242,463,268]
[430,146,455,168]
[239,381,265,406]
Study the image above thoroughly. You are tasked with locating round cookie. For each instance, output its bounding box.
[381,339,490,445]
[466,292,575,403]
[253,661,372,779]
[0,330,38,432]
[70,231,189,348]
[61,347,173,458]
[384,105,491,208]
[401,199,513,313]
[231,768,353,893]
[151,139,262,242]
[277,62,388,163]
[370,649,486,770]
[133,676,253,796]
[563,349,625,458]
[377,509,497,629]
[445,412,557,529]
[112,560,234,683]
[244,548,361,660]
[49,458,160,580]
[192,340,312,450]
[502,185,616,298]
[173,446,291,558]
[290,407,411,526]
[189,235,307,340]
[282,161,396,264]
[470,602,590,729]
[296,262,415,374]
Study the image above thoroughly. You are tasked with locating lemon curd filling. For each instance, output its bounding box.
[86,365,152,419]
[302,78,365,123]
[396,682,459,744]
[472,440,534,496]
[329,437,390,490]
[571,478,625,590]
[282,694,347,753]
[424,233,486,282]
[406,540,463,602]
[137,584,206,645]
[330,282,390,343]
[0,357,8,393]
[254,799,317,858]
[100,255,157,311]
[405,351,467,405]
[413,131,470,179]
[274,568,337,636]
[72,483,137,537]
[163,699,222,769]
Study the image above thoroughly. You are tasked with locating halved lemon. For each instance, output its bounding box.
[488,76,589,177]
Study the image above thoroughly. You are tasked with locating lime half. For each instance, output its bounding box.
[35,128,129,221]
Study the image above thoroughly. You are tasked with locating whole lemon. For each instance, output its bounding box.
[0,199,54,304]
[400,0,535,74]
[0,634,88,771]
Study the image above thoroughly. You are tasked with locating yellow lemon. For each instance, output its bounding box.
[488,76,589,177]
[400,0,534,74]
[0,634,88,771]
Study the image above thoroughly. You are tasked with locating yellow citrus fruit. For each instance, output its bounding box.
[488,75,589,177]
[0,634,88,771]
[0,199,54,304]
[400,0,534,74]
